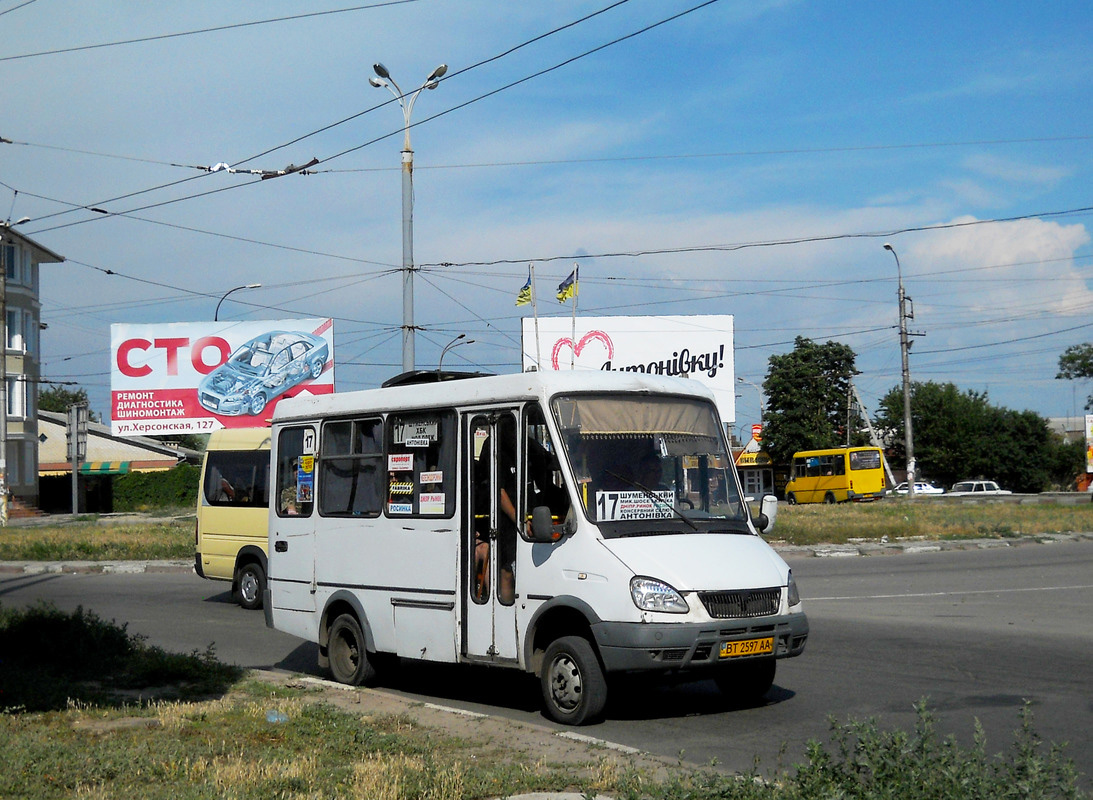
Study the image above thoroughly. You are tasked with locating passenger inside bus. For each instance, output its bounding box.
[473,426,517,605]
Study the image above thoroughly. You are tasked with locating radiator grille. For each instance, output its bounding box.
[698,587,780,619]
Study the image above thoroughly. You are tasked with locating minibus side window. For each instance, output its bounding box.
[386,411,456,517]
[319,418,383,517]
[524,404,570,528]
[203,450,269,508]
[275,426,315,517]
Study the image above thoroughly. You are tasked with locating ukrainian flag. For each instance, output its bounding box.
[515,271,532,306]
[556,267,578,303]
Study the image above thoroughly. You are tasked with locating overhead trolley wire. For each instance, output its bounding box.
[0,1,423,62]
[24,0,723,235]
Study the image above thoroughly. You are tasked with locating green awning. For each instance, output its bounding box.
[79,461,131,475]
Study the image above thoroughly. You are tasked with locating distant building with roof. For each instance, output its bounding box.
[37,410,200,512]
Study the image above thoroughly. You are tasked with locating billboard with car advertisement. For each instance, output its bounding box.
[520,314,735,423]
[110,318,334,437]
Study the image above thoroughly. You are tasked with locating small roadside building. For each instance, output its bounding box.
[733,433,783,498]
[37,410,200,513]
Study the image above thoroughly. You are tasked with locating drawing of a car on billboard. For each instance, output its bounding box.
[198,330,329,416]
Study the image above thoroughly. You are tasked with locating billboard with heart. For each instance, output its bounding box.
[521,314,735,423]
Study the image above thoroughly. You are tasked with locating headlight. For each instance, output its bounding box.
[630,576,689,613]
[787,571,801,608]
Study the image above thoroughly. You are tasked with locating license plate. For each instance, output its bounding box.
[719,637,774,659]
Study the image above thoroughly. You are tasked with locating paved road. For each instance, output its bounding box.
[2,538,1091,784]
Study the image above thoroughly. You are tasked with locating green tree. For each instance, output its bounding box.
[875,381,1062,492]
[761,337,867,466]
[1056,343,1093,410]
[38,384,99,421]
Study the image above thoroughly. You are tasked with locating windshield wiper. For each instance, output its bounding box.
[602,470,698,531]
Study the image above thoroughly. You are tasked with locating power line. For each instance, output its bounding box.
[423,204,1093,267]
[314,135,1093,174]
[18,0,641,232]
[0,1,423,62]
[0,0,36,19]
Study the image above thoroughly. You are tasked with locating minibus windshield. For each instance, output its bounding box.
[551,393,749,537]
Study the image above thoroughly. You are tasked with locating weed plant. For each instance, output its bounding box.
[0,602,241,712]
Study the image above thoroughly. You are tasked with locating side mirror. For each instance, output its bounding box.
[530,505,567,543]
[753,494,778,535]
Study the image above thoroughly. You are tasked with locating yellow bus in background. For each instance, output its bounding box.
[195,427,271,609]
[784,446,886,504]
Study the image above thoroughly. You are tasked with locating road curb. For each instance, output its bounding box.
[1,533,1090,574]
[772,531,1093,559]
[0,559,194,575]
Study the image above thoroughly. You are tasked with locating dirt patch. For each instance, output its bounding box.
[73,716,164,735]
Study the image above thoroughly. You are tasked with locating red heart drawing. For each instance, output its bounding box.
[551,330,614,370]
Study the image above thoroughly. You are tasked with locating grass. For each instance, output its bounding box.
[0,605,1086,799]
[0,513,194,561]
[769,500,1093,547]
[1,501,1090,564]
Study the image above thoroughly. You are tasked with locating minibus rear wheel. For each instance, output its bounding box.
[823,493,836,504]
[329,613,376,686]
[234,562,265,610]
[540,636,607,725]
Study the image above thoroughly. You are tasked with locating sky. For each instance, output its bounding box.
[1,0,1091,435]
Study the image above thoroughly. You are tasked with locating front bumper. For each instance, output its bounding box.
[591,611,808,673]
[198,391,246,415]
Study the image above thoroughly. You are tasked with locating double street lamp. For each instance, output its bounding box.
[370,61,447,373]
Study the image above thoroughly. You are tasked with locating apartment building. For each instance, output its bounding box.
[0,225,64,509]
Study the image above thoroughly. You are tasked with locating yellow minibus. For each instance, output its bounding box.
[784,446,886,504]
[195,427,271,609]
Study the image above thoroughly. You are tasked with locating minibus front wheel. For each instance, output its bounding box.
[540,636,607,725]
[328,613,377,686]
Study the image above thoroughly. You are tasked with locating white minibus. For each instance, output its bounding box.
[265,370,807,724]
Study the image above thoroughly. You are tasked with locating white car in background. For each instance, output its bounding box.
[948,480,1012,496]
[892,481,945,495]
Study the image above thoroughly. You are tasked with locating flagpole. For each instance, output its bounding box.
[531,263,541,369]
[569,264,579,370]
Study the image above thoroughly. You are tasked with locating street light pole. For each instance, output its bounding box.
[884,243,915,498]
[370,61,447,374]
[736,377,765,423]
[214,283,261,321]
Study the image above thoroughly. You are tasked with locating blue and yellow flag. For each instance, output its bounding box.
[556,267,578,303]
[515,270,532,306]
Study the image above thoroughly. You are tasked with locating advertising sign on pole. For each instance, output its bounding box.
[110,318,335,437]
[521,314,735,423]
